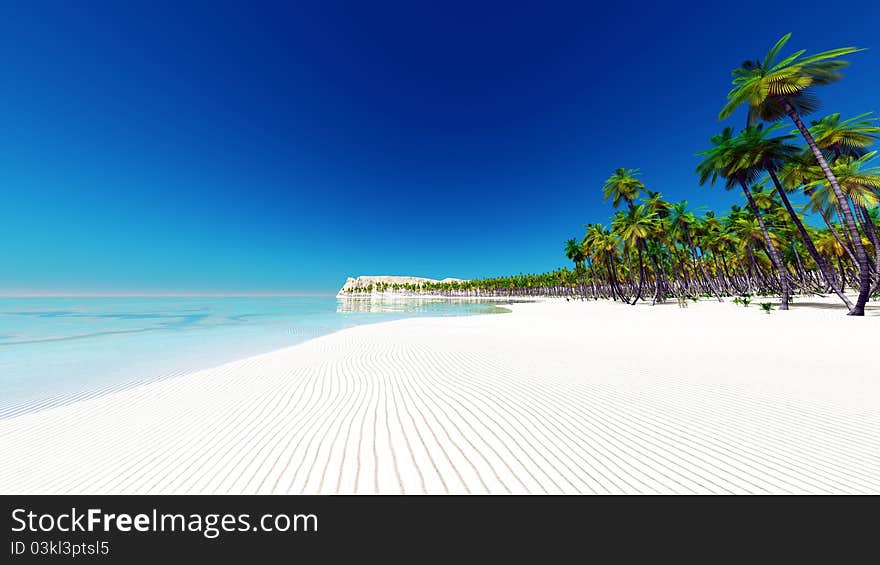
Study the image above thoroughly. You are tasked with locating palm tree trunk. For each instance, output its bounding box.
[630,240,646,305]
[654,243,673,303]
[783,100,871,315]
[666,246,684,299]
[765,166,853,309]
[687,232,722,300]
[739,178,790,309]
[832,200,859,253]
[807,188,859,267]
[605,256,619,301]
[647,249,663,305]
[855,204,880,276]
[837,257,847,289]
[747,247,769,288]
[740,253,755,293]
[718,251,740,293]
[791,243,806,284]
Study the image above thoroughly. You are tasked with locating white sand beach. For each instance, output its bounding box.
[1,297,878,495]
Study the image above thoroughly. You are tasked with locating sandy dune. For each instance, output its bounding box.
[1,298,878,494]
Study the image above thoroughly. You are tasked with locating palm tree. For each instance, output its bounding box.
[780,152,861,266]
[809,114,880,274]
[584,223,624,301]
[602,168,644,210]
[668,201,721,299]
[612,204,655,305]
[732,123,854,307]
[808,112,880,161]
[697,126,792,309]
[565,237,588,297]
[603,168,650,302]
[718,33,870,315]
[564,238,586,269]
[644,190,671,218]
[808,152,880,278]
[866,206,880,293]
[643,190,675,302]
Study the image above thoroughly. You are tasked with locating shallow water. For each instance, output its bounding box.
[0,295,506,417]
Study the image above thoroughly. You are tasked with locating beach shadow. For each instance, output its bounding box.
[773,299,880,316]
[790,301,850,310]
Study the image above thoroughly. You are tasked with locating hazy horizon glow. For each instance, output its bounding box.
[3,1,879,293]
[0,291,339,297]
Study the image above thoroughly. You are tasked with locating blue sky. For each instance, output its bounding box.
[2,0,878,294]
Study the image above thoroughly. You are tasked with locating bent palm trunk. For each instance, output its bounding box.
[766,167,853,309]
[784,100,871,316]
[630,240,646,305]
[739,178,790,310]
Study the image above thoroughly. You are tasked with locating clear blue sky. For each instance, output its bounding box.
[3,0,878,293]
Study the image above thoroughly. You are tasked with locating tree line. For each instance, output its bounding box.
[343,34,878,314]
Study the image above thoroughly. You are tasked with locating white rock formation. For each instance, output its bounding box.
[338,275,468,295]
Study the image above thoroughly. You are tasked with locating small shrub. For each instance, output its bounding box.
[759,302,774,313]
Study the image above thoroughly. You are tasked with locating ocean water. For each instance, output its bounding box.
[0,295,506,418]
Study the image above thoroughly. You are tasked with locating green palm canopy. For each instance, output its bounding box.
[719,33,863,124]
[602,168,645,208]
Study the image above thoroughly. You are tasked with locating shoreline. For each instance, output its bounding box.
[0,297,511,421]
[1,296,878,494]
[337,292,540,302]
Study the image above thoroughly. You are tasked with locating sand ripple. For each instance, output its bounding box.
[1,299,878,494]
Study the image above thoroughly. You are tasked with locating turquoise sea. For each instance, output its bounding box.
[0,295,506,418]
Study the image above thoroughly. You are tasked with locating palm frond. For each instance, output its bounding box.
[763,33,792,69]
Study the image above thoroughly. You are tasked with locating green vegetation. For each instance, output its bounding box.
[341,270,585,297]
[344,34,878,315]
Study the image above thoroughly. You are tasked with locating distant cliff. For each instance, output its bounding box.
[338,275,468,295]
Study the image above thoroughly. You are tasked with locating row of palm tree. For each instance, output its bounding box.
[564,150,878,310]
[557,34,879,314]
[340,271,586,297]
[343,35,878,313]
[708,33,877,314]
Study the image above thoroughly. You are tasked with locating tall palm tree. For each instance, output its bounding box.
[565,238,588,297]
[732,123,854,307]
[780,152,861,266]
[718,33,870,315]
[564,238,586,269]
[811,114,880,275]
[602,168,644,210]
[584,223,624,301]
[612,203,655,305]
[644,189,672,218]
[697,126,792,309]
[643,190,675,302]
[866,206,880,293]
[809,152,880,277]
[603,168,649,302]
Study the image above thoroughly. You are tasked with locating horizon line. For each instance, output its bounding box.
[0,291,339,298]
